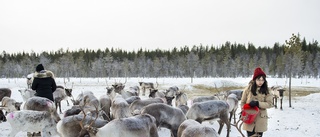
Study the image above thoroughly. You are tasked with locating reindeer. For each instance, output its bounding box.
[165,86,179,97]
[53,85,73,114]
[0,108,6,123]
[226,93,239,124]
[99,94,112,120]
[129,98,165,115]
[139,82,157,96]
[111,82,137,99]
[141,103,187,137]
[177,119,219,137]
[77,91,105,119]
[23,96,61,119]
[6,109,61,137]
[27,78,33,89]
[186,100,230,137]
[8,96,61,137]
[84,113,159,137]
[0,97,23,113]
[111,94,132,119]
[57,111,109,137]
[175,92,188,107]
[69,91,106,119]
[0,88,12,102]
[271,86,286,110]
[128,86,140,96]
[191,95,219,104]
[18,88,36,102]
[125,96,141,104]
[57,114,108,137]
[26,73,34,89]
[226,89,243,100]
[177,104,189,115]
[63,105,82,117]
[148,88,168,105]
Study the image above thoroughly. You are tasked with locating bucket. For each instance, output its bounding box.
[241,104,259,124]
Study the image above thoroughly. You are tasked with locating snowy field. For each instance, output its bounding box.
[0,77,320,137]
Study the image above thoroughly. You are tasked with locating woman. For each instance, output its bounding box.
[240,67,273,137]
[31,64,57,102]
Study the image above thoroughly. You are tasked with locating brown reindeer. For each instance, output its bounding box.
[0,88,11,102]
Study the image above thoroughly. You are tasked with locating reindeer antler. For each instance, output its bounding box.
[231,119,245,137]
[77,101,100,137]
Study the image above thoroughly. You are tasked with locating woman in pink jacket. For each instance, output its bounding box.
[241,67,273,137]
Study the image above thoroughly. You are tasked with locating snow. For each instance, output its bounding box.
[0,77,320,137]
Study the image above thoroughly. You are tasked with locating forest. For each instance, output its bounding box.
[0,34,319,78]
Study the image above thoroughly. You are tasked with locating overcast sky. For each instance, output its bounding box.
[0,0,319,54]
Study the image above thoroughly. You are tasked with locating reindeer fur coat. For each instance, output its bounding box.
[240,81,273,133]
[31,70,57,102]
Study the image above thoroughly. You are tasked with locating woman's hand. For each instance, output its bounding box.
[249,101,259,107]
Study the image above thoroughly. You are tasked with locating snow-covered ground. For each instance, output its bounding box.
[0,77,319,137]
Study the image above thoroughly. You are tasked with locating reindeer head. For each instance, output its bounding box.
[112,83,125,94]
[64,82,74,97]
[14,102,23,111]
[165,96,175,106]
[148,89,158,98]
[106,86,114,95]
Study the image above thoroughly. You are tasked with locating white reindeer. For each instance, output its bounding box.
[271,86,286,110]
[226,93,239,124]
[18,88,36,102]
[26,73,34,89]
[0,97,23,113]
[6,109,60,137]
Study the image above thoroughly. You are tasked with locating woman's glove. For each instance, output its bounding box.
[249,101,259,107]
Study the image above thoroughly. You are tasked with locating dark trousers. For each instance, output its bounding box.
[247,128,263,137]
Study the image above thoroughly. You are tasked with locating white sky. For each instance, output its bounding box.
[0,0,319,54]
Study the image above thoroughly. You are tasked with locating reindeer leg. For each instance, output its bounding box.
[217,120,224,134]
[272,97,275,107]
[229,112,233,124]
[233,110,237,124]
[66,100,70,106]
[275,98,278,109]
[59,101,62,114]
[280,98,283,110]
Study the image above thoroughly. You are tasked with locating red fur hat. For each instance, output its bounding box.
[252,67,266,80]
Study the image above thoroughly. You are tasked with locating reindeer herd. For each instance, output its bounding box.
[0,79,287,137]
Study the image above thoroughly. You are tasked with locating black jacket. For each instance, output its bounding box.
[31,70,57,102]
